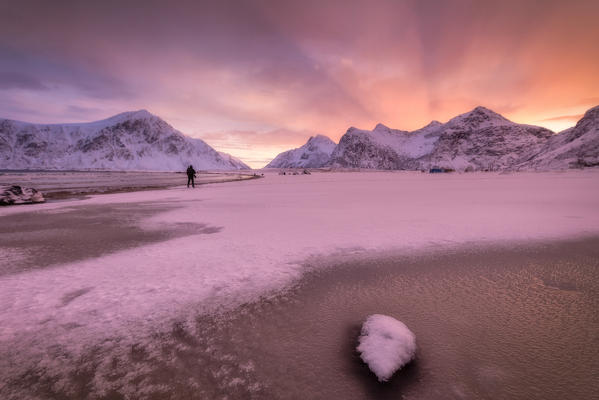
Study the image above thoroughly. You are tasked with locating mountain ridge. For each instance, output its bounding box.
[267,105,599,171]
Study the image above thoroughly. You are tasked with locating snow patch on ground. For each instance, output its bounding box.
[357,314,416,381]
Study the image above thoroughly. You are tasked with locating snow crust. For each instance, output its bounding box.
[357,314,416,381]
[1,170,599,383]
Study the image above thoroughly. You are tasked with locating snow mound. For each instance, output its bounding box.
[0,185,45,206]
[357,314,416,382]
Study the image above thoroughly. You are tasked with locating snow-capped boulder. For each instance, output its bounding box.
[265,135,336,168]
[0,185,45,206]
[357,314,416,382]
[0,110,250,171]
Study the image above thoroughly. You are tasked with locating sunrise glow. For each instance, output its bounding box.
[1,0,598,168]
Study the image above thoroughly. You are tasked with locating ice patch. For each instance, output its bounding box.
[357,314,416,382]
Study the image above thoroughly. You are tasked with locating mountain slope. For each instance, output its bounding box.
[217,152,250,170]
[265,134,336,168]
[515,105,599,170]
[328,121,442,169]
[0,110,250,171]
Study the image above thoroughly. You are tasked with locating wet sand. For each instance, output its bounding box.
[237,238,599,399]
[2,236,598,399]
[0,201,222,276]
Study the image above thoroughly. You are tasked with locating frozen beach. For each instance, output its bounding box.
[1,170,599,399]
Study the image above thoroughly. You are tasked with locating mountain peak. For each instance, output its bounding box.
[420,120,443,130]
[468,106,508,119]
[130,109,152,117]
[567,104,599,140]
[374,123,391,132]
[579,105,599,123]
[308,134,335,144]
[78,109,159,129]
[411,120,444,135]
[266,134,336,168]
[110,109,155,121]
[447,106,512,128]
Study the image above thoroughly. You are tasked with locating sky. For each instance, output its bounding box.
[1,0,598,168]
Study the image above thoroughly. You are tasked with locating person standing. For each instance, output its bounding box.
[186,165,196,188]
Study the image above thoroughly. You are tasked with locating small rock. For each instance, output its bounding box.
[0,185,45,206]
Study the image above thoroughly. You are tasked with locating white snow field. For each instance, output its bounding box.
[357,314,417,382]
[1,170,599,396]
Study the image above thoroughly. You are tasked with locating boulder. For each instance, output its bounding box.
[0,185,45,206]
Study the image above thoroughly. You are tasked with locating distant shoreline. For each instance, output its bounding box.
[0,170,260,201]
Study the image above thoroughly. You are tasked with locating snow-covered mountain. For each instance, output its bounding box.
[265,134,336,168]
[216,151,250,170]
[0,110,250,171]
[326,106,597,171]
[328,121,442,170]
[421,107,553,171]
[515,105,599,170]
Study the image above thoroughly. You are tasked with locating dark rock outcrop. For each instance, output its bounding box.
[0,185,45,206]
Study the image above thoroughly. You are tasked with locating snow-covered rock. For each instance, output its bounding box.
[0,185,45,206]
[0,110,250,171]
[265,134,336,168]
[328,106,556,171]
[515,105,599,170]
[357,314,416,382]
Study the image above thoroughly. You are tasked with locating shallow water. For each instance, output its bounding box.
[4,238,597,399]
